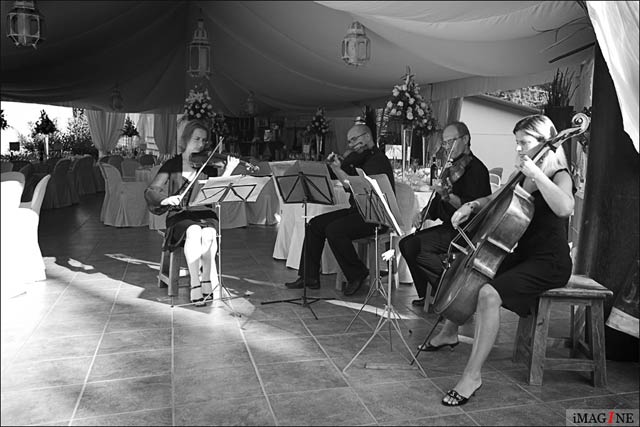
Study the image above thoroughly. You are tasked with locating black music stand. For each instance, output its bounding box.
[341,170,426,376]
[173,175,271,315]
[261,161,335,319]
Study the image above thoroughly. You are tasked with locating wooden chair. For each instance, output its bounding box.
[335,233,392,291]
[512,274,613,387]
[156,230,187,296]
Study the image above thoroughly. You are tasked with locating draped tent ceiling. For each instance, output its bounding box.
[1,1,596,116]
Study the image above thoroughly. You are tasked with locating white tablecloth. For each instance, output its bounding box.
[272,181,350,274]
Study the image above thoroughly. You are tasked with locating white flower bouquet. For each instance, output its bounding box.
[383,67,430,129]
[306,107,330,136]
[183,88,216,126]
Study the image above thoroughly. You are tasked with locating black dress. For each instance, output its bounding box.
[157,156,219,252]
[490,170,573,316]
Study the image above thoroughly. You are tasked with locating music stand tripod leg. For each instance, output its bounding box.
[261,199,333,320]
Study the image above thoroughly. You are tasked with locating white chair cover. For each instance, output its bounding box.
[1,171,25,186]
[67,158,81,204]
[99,163,149,227]
[1,180,46,296]
[121,158,141,181]
[391,182,420,283]
[20,174,51,216]
[74,155,97,195]
[42,158,74,210]
[93,162,105,192]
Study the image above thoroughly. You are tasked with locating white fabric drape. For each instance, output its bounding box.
[586,1,639,152]
[153,113,178,160]
[86,110,125,158]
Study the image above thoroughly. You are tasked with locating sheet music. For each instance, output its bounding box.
[274,161,335,205]
[191,175,271,205]
[355,168,403,236]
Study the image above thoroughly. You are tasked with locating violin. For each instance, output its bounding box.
[189,151,259,173]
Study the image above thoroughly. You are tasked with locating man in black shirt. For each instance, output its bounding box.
[399,121,491,308]
[284,124,394,296]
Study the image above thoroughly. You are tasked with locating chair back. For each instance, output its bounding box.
[489,173,501,186]
[99,155,111,163]
[121,158,141,179]
[107,155,124,174]
[138,154,155,166]
[394,182,418,231]
[52,157,71,178]
[18,163,34,181]
[27,174,51,215]
[46,157,61,173]
[1,171,26,186]
[0,161,13,173]
[75,155,97,195]
[1,180,24,209]
[11,160,30,171]
[100,162,123,193]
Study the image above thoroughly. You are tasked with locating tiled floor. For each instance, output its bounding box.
[1,193,638,426]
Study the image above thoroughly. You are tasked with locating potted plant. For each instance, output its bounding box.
[34,110,58,161]
[543,68,578,131]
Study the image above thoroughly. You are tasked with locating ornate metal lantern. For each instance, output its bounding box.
[111,84,124,111]
[6,0,45,48]
[341,21,370,67]
[187,18,211,79]
[245,91,257,116]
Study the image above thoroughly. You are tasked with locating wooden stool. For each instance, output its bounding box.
[512,274,613,387]
[335,233,391,291]
[156,230,187,297]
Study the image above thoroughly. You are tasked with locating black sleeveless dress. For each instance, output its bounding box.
[490,170,573,316]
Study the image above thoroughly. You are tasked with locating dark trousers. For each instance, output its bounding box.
[298,208,377,282]
[398,224,457,298]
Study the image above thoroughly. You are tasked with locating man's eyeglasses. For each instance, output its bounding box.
[442,134,467,146]
[348,132,368,144]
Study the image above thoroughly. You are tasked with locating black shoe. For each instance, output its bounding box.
[344,273,368,296]
[417,340,460,352]
[412,297,426,307]
[285,277,320,289]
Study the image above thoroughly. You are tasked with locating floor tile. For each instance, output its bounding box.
[89,349,172,382]
[174,366,263,405]
[71,407,172,426]
[258,359,348,394]
[15,333,102,362]
[174,341,252,373]
[1,356,92,391]
[98,328,172,354]
[0,384,82,425]
[268,387,375,426]
[175,396,275,426]
[75,375,172,419]
[248,336,327,365]
[466,402,569,426]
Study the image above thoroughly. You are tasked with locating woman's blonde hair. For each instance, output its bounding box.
[513,114,568,176]
[179,120,209,152]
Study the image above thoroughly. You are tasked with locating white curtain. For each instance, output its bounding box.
[586,1,639,152]
[153,112,178,160]
[86,110,125,158]
[136,114,147,149]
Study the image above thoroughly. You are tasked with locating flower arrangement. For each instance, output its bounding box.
[1,109,7,130]
[306,107,330,136]
[34,110,57,135]
[121,116,139,137]
[183,88,216,127]
[212,114,229,137]
[383,66,430,128]
[414,103,439,135]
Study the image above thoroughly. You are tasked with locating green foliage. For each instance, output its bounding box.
[544,68,578,108]
[34,110,58,135]
[61,112,97,158]
[1,109,7,130]
[121,116,139,137]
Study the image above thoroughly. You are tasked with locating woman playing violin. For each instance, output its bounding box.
[144,120,240,306]
[399,121,492,307]
[435,114,574,406]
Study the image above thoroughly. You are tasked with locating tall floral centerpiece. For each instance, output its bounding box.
[0,109,7,130]
[414,103,439,167]
[307,107,330,160]
[181,87,221,152]
[383,66,429,178]
[121,115,139,155]
[34,110,58,161]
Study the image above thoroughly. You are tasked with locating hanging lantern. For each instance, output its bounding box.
[187,18,211,79]
[6,0,45,48]
[110,84,124,111]
[341,21,370,67]
[245,91,257,116]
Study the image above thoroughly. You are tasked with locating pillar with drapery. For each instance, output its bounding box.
[86,110,126,158]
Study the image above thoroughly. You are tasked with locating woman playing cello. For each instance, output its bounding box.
[433,115,575,406]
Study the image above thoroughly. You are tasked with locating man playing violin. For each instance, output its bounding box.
[144,120,240,306]
[399,121,491,307]
[284,123,394,296]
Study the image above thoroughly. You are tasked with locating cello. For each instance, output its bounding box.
[430,113,591,325]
